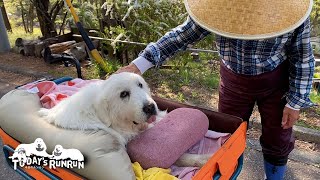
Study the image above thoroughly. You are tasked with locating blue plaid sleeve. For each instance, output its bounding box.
[139,16,210,67]
[286,17,316,109]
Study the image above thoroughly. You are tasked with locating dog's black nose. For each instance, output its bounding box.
[143,103,156,115]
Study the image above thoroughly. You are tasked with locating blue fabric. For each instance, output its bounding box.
[53,77,73,85]
[264,160,286,180]
[139,16,315,109]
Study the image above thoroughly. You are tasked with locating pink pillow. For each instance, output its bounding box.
[127,108,209,169]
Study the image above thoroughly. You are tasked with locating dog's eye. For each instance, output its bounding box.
[138,82,143,88]
[120,91,130,98]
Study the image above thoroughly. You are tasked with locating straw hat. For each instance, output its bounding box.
[184,0,313,40]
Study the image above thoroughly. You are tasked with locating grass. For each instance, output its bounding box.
[84,63,102,79]
[296,120,320,131]
[310,89,320,105]
[143,54,220,105]
[7,27,42,47]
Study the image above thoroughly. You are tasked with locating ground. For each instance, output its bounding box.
[0,52,95,78]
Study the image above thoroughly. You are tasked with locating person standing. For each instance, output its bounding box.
[117,0,316,179]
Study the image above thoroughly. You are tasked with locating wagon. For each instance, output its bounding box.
[0,76,246,180]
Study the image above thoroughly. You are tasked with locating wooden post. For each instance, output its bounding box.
[0,0,11,32]
[0,8,10,52]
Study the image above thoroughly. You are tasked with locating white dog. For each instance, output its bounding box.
[38,72,166,146]
[51,145,84,161]
[9,138,51,159]
[38,72,210,167]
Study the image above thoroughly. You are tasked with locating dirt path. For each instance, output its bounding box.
[0,69,37,97]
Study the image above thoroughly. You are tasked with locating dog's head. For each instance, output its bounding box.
[52,145,63,156]
[95,72,159,136]
[17,148,26,155]
[34,138,46,152]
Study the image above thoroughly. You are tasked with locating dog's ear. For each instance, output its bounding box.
[103,105,112,127]
[93,99,112,127]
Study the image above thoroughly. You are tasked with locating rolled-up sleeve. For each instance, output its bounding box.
[136,16,210,69]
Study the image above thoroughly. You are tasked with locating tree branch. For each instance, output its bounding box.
[49,0,59,17]
[29,0,51,22]
[51,0,64,22]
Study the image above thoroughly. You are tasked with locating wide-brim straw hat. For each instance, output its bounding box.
[184,0,313,40]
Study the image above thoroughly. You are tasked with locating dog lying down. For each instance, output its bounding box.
[39,72,212,167]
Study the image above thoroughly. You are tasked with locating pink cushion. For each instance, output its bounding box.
[127,108,209,169]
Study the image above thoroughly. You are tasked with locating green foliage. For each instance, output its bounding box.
[310,89,320,104]
[99,0,216,75]
[7,27,42,47]
[69,1,99,28]
[315,66,320,73]
[177,92,185,102]
[311,0,320,36]
[143,58,220,105]
[296,120,320,131]
[102,0,187,42]
[4,0,23,27]
[100,0,190,60]
[101,25,127,54]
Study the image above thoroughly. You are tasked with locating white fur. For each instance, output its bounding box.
[38,72,163,146]
[38,72,211,167]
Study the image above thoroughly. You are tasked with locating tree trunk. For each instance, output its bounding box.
[19,0,28,33]
[24,41,37,56]
[28,3,34,33]
[0,0,12,32]
[59,11,68,35]
[34,41,46,57]
[48,40,76,54]
[34,0,57,38]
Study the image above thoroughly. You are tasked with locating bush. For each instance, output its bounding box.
[99,0,215,66]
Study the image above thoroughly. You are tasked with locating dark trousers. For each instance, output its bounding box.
[218,61,294,165]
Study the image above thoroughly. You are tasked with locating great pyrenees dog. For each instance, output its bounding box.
[38,72,165,146]
[38,72,210,167]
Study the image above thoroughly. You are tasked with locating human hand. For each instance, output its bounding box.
[281,106,300,129]
[115,63,141,75]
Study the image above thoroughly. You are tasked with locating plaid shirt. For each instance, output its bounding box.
[136,17,315,109]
